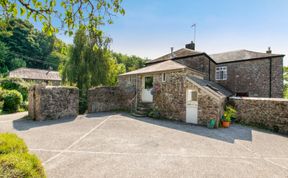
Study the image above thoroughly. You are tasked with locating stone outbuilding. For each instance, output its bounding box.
[89,42,284,128]
[9,67,61,85]
[118,60,232,127]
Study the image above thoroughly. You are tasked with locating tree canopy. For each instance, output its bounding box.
[62,28,125,91]
[0,0,125,36]
[0,18,68,74]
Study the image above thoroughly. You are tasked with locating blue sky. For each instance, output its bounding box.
[56,0,288,66]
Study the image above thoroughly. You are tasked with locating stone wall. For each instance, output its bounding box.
[185,80,226,127]
[28,85,79,121]
[88,86,135,112]
[230,97,288,134]
[271,57,284,98]
[119,69,224,125]
[175,55,215,81]
[153,71,186,121]
[216,57,283,98]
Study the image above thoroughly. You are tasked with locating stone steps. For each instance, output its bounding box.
[132,102,153,117]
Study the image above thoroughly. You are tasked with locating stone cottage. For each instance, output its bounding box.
[9,67,61,85]
[118,42,285,126]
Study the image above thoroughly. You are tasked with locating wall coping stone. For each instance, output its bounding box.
[230,97,288,102]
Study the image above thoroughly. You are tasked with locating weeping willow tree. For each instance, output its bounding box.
[62,28,125,113]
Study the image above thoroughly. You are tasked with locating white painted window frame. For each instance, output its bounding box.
[215,66,227,80]
[161,73,166,82]
[187,89,198,103]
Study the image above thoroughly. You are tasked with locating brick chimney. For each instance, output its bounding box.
[266,47,272,54]
[185,41,195,50]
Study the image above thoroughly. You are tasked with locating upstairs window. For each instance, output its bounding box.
[162,73,166,82]
[216,66,227,80]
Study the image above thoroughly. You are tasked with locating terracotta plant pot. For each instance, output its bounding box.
[222,121,230,128]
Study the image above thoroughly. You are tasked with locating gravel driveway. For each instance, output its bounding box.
[0,112,288,178]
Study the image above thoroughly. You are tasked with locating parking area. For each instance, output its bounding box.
[0,112,288,178]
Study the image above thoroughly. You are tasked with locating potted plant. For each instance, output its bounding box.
[221,114,231,128]
[221,105,237,128]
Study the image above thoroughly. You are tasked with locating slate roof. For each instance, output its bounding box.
[9,68,61,81]
[209,50,284,63]
[146,48,204,64]
[187,76,233,97]
[120,60,187,76]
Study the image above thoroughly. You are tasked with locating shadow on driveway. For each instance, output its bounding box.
[120,113,254,144]
[11,111,258,144]
[12,115,77,131]
[12,112,118,131]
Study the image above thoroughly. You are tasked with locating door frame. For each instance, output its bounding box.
[186,89,198,124]
[141,75,153,102]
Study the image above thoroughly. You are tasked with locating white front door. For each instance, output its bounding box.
[141,76,153,102]
[186,89,198,124]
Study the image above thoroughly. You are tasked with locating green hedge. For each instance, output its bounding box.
[2,90,23,113]
[0,78,30,101]
[0,133,46,178]
[0,133,28,154]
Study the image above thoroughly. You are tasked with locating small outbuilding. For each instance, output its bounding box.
[9,67,61,85]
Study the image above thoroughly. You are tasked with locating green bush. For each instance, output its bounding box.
[0,153,46,178]
[79,97,87,114]
[0,133,46,178]
[0,78,30,101]
[20,101,29,111]
[0,133,28,154]
[2,90,23,113]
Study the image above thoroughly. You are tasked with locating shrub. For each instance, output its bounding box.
[0,133,28,154]
[2,90,23,113]
[0,153,46,178]
[0,133,46,178]
[0,78,30,101]
[148,108,161,119]
[222,105,237,122]
[20,101,29,111]
[79,97,87,114]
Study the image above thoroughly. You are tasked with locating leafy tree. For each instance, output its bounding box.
[284,66,288,82]
[0,41,9,74]
[62,28,128,113]
[9,58,26,70]
[112,52,147,72]
[0,0,125,36]
[0,18,69,72]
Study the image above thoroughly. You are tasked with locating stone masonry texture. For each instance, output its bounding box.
[175,55,216,81]
[88,86,135,112]
[119,69,224,126]
[28,85,79,121]
[230,97,288,134]
[216,57,283,98]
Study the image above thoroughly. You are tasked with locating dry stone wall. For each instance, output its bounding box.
[230,97,288,134]
[28,85,79,121]
[88,86,135,112]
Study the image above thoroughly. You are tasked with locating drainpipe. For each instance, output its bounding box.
[269,58,272,98]
[208,60,211,81]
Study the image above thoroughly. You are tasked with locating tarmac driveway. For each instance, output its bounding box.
[0,112,288,178]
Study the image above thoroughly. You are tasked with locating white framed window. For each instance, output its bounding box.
[187,90,198,102]
[216,66,227,80]
[161,73,166,82]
